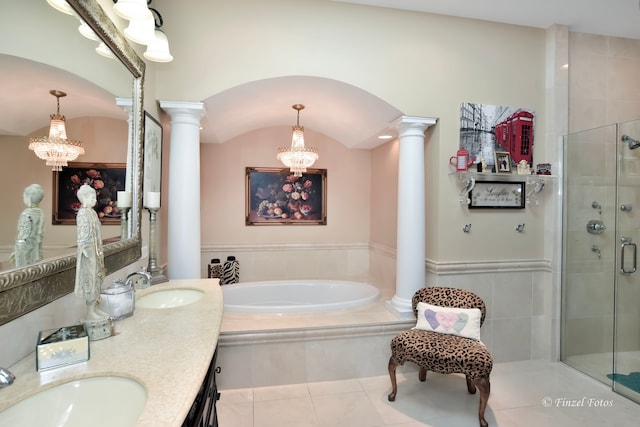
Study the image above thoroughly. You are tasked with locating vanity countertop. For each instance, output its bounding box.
[0,279,223,427]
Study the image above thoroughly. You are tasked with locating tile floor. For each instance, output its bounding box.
[217,359,640,427]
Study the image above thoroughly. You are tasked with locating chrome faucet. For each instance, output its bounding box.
[0,367,15,388]
[126,267,152,289]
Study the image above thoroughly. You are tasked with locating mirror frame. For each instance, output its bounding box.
[0,0,145,326]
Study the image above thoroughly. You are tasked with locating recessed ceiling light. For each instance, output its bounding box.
[378,134,393,140]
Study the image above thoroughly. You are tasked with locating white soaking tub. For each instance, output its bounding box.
[222,280,379,313]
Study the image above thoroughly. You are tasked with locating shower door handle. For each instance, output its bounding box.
[620,240,637,274]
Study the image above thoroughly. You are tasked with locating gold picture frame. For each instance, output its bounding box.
[245,167,327,225]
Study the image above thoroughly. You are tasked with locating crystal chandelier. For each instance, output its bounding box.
[28,90,85,171]
[277,104,319,177]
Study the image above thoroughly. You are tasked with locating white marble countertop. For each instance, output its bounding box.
[0,279,223,426]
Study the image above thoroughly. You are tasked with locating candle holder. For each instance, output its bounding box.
[146,207,168,284]
[120,207,130,240]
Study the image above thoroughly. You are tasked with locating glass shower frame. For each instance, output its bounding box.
[561,120,640,403]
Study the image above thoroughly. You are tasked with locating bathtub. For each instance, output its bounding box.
[222,280,380,312]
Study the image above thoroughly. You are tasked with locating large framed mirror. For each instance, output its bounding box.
[0,0,145,326]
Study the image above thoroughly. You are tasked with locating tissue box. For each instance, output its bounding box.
[36,324,90,371]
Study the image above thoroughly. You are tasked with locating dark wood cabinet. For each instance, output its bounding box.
[182,347,221,427]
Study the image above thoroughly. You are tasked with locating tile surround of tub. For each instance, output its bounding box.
[218,290,414,389]
[217,325,414,389]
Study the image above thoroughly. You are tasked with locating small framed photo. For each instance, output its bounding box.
[494,151,512,173]
[469,181,525,209]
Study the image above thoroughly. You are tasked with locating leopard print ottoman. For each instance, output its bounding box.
[387,287,493,427]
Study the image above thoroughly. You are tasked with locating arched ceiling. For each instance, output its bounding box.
[0,54,127,137]
[199,76,403,149]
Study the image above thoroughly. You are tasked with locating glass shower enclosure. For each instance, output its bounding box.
[562,119,640,403]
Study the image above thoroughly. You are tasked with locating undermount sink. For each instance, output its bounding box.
[136,288,204,309]
[0,376,146,427]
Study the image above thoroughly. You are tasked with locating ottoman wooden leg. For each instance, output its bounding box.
[465,375,476,394]
[476,376,491,427]
[387,357,400,401]
[418,367,427,382]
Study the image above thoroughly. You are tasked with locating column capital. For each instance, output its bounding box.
[392,115,437,134]
[115,97,133,113]
[159,100,206,119]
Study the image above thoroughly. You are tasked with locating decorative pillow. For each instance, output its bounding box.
[414,302,482,341]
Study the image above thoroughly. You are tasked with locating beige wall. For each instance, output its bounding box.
[155,0,548,263]
[569,33,640,132]
[201,127,371,245]
[370,140,399,249]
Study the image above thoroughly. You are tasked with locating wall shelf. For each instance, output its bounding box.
[452,171,554,206]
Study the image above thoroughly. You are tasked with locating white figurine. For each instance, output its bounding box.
[480,157,487,173]
[517,160,530,175]
[74,184,111,339]
[14,184,45,267]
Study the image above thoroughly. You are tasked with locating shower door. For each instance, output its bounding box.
[612,120,640,402]
[562,120,640,404]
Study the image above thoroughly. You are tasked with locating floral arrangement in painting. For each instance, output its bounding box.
[67,169,122,218]
[254,174,317,220]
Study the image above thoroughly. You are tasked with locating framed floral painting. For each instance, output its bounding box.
[53,162,126,225]
[245,167,327,225]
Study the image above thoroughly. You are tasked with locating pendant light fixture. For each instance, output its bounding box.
[113,0,152,21]
[112,0,173,63]
[124,14,155,45]
[144,29,173,62]
[28,90,85,171]
[277,104,319,177]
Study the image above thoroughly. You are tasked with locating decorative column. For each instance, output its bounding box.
[159,101,205,279]
[386,115,437,318]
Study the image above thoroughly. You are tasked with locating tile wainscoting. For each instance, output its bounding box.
[425,259,556,363]
[201,243,373,285]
